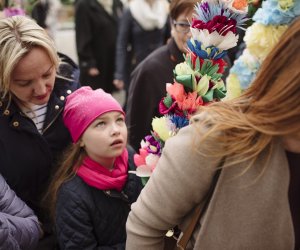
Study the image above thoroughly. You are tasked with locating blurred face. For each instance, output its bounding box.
[10,47,56,106]
[80,111,128,169]
[172,10,194,53]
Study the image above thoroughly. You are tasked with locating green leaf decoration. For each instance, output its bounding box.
[200,60,212,75]
[195,57,200,72]
[185,54,193,69]
[175,74,194,90]
[197,75,210,96]
[214,88,227,99]
[199,59,222,82]
[206,64,219,76]
[141,177,150,186]
[211,73,222,82]
[202,89,214,102]
[163,94,173,108]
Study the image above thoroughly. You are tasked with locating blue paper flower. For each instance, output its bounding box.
[253,0,300,25]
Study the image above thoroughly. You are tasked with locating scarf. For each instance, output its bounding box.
[77,149,128,192]
[129,0,169,31]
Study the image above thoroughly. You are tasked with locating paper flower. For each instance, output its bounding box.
[225,0,299,100]
[151,117,171,142]
[244,23,288,61]
[0,0,36,17]
[253,0,300,25]
[191,28,239,51]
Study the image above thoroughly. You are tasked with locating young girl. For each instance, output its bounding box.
[47,86,142,249]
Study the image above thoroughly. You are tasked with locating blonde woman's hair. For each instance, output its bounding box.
[0,15,60,99]
[195,17,300,169]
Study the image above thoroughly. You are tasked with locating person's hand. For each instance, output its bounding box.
[113,79,125,90]
[88,67,100,76]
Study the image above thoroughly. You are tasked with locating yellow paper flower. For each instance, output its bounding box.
[278,0,294,11]
[223,73,242,100]
[244,23,288,61]
[152,117,171,142]
[174,62,194,76]
[196,75,210,96]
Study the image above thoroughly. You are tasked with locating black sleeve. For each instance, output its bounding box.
[126,63,158,151]
[74,1,97,69]
[114,9,132,81]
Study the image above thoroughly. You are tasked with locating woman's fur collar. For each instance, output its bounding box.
[129,0,169,31]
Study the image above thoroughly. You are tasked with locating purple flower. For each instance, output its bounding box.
[4,7,25,17]
[144,135,162,155]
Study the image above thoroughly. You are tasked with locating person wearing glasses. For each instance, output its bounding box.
[125,0,201,151]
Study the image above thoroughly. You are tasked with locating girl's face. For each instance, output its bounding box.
[10,47,56,107]
[80,111,128,168]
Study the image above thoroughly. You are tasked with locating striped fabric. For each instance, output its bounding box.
[23,104,48,133]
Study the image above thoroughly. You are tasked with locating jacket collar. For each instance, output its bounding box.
[167,37,185,64]
[90,0,121,22]
[0,78,74,134]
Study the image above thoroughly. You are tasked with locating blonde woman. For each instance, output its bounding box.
[126,18,300,249]
[0,16,80,249]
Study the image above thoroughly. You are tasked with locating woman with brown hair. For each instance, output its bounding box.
[126,17,300,249]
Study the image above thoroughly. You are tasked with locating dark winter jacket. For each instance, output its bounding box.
[55,146,142,250]
[114,8,170,89]
[75,0,123,93]
[0,53,80,228]
[0,174,41,250]
[126,38,184,151]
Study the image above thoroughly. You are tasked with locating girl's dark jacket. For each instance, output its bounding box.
[55,146,143,250]
[0,53,80,227]
[0,174,41,250]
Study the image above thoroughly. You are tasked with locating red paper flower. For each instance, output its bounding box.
[191,15,237,35]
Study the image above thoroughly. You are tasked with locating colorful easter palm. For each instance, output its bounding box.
[225,0,300,100]
[131,0,250,186]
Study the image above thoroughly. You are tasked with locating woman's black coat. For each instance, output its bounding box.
[0,53,80,227]
[75,0,123,93]
[114,8,170,90]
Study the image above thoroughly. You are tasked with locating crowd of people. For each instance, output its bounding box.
[0,0,299,249]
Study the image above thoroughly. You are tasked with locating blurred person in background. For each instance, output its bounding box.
[113,0,170,104]
[75,0,123,93]
[31,0,62,40]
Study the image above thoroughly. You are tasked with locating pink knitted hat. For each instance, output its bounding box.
[63,86,125,143]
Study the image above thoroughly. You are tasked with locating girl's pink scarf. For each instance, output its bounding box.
[76,149,128,192]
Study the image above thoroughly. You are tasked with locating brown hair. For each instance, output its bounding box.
[195,18,300,169]
[44,142,86,220]
[169,0,199,21]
